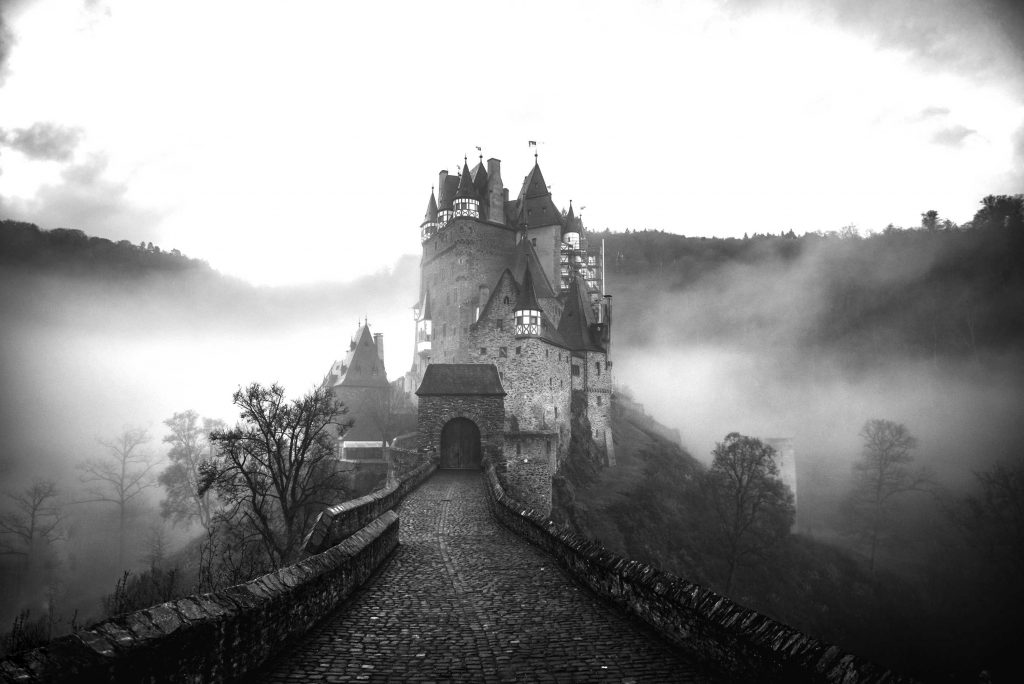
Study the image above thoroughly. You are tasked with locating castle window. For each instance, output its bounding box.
[549,378,553,389]
[545,441,551,456]
[531,238,537,246]
[554,407,558,419]
[597,396,602,406]
[545,349,549,359]
[595,361,601,376]
[560,379,564,388]
[480,347,487,355]
[499,347,507,358]
[514,309,541,336]
[516,346,522,356]
[572,364,580,377]
[503,296,509,305]
[496,320,504,331]
[516,444,521,456]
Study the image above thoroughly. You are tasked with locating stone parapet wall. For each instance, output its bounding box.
[0,512,400,684]
[302,457,436,556]
[481,465,910,683]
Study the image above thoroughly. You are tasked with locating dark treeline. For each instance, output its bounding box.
[0,220,210,277]
[599,194,1024,363]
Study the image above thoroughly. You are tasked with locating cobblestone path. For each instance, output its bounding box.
[253,471,708,683]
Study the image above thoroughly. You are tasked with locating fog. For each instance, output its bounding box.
[0,256,418,483]
[606,232,1024,532]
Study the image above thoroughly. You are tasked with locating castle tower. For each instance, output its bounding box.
[420,190,439,242]
[410,151,615,513]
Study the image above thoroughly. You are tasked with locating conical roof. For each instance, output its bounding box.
[557,276,603,352]
[520,161,550,199]
[562,201,579,235]
[455,162,480,200]
[472,161,489,197]
[423,190,438,224]
[514,266,542,312]
[336,324,389,387]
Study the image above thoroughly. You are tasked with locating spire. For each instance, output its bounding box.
[557,276,603,352]
[563,200,577,235]
[514,266,542,313]
[520,161,550,200]
[455,162,480,200]
[424,189,438,224]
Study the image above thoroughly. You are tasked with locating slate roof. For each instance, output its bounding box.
[423,191,438,224]
[455,163,480,200]
[437,174,459,210]
[472,161,489,197]
[514,265,541,311]
[416,364,506,396]
[512,161,562,229]
[563,201,582,235]
[335,324,390,388]
[512,238,557,298]
[557,276,604,352]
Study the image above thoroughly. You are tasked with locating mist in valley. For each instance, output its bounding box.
[0,252,418,639]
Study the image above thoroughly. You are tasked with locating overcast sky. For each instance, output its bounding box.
[1,0,1022,286]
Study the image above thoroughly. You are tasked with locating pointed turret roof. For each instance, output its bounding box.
[335,323,389,388]
[455,162,480,200]
[423,190,438,225]
[514,160,560,228]
[514,264,542,312]
[557,277,604,352]
[512,237,557,298]
[472,161,489,197]
[520,161,550,200]
[562,201,581,235]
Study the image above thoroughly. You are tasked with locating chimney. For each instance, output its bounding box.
[486,158,504,225]
[438,169,448,198]
[373,333,384,362]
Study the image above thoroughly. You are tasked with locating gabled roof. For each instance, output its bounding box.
[455,162,480,200]
[512,237,557,298]
[423,190,438,224]
[557,276,604,352]
[335,324,389,388]
[475,269,517,325]
[514,264,541,312]
[416,364,506,396]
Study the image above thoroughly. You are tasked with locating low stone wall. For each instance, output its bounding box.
[0,511,399,683]
[301,457,436,556]
[482,465,910,683]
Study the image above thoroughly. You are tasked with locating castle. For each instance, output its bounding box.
[406,153,615,513]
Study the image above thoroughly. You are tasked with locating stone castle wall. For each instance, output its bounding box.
[416,394,505,463]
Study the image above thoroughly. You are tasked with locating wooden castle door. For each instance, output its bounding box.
[440,418,481,469]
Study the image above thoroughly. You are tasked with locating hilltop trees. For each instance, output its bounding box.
[705,433,795,593]
[842,419,930,572]
[0,480,64,582]
[202,383,348,567]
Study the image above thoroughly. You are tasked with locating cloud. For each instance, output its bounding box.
[916,106,950,120]
[931,124,978,147]
[0,2,13,86]
[724,0,1024,93]
[0,121,83,161]
[2,153,165,240]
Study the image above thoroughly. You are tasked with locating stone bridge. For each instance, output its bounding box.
[0,464,907,683]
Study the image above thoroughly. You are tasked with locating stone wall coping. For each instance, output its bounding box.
[301,457,437,556]
[0,511,400,683]
[482,465,913,683]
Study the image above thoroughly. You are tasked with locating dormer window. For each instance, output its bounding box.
[515,308,541,336]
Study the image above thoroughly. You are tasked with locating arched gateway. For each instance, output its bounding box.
[440,418,481,469]
[415,364,505,471]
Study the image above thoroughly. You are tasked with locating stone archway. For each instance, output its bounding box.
[439,418,482,470]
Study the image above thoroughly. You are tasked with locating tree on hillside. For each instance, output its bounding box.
[202,383,348,567]
[159,410,225,530]
[842,419,930,573]
[78,427,159,569]
[921,210,940,231]
[705,433,795,594]
[0,480,64,579]
[972,194,1024,231]
[952,460,1024,579]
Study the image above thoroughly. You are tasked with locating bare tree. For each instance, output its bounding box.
[78,427,159,569]
[158,410,224,530]
[705,433,794,594]
[204,383,348,567]
[0,479,64,567]
[843,419,930,573]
